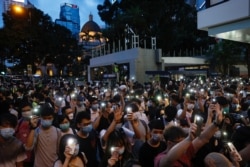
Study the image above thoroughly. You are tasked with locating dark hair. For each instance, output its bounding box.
[216,96,229,106]
[163,126,187,142]
[101,129,131,166]
[130,98,141,105]
[58,134,81,163]
[19,101,32,110]
[164,106,177,122]
[148,119,164,131]
[75,111,90,124]
[40,103,54,117]
[0,113,18,128]
[126,103,139,113]
[57,114,70,124]
[61,106,71,115]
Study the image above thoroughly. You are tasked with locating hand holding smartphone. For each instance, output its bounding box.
[67,138,76,155]
[227,142,242,161]
[194,115,204,136]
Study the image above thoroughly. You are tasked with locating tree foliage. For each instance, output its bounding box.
[0,6,79,75]
[207,39,246,75]
[97,0,213,55]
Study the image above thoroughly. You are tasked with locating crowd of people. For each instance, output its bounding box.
[0,76,250,167]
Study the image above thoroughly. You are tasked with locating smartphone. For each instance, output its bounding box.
[126,107,132,114]
[110,146,119,155]
[194,115,204,136]
[212,98,217,104]
[227,142,242,161]
[112,105,118,111]
[67,138,76,155]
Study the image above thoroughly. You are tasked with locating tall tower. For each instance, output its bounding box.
[55,3,80,39]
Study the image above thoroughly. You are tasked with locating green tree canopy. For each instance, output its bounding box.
[1,5,79,75]
[97,0,213,55]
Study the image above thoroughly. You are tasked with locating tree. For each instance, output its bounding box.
[1,5,79,75]
[97,0,212,55]
[206,39,246,76]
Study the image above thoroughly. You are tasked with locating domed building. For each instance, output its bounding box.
[79,13,106,49]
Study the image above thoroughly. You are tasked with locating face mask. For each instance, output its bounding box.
[81,124,92,134]
[187,103,194,110]
[59,122,70,131]
[223,107,229,114]
[111,146,125,155]
[67,113,74,120]
[22,111,32,118]
[147,101,152,107]
[91,104,99,111]
[41,119,53,128]
[151,133,162,143]
[0,128,15,139]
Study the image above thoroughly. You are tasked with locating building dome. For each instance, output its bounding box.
[81,14,101,33]
[79,13,106,49]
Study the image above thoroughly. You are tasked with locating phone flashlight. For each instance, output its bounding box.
[67,138,76,155]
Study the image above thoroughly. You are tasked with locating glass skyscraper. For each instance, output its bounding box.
[55,3,80,39]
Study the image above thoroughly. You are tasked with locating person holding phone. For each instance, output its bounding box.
[99,129,134,167]
[154,101,223,167]
[53,134,87,167]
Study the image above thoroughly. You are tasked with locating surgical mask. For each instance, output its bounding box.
[91,104,99,111]
[223,107,229,114]
[22,111,32,118]
[147,101,152,107]
[81,124,92,134]
[67,113,74,120]
[41,119,53,128]
[0,128,15,139]
[111,146,125,155]
[187,103,194,110]
[151,133,162,143]
[59,122,70,131]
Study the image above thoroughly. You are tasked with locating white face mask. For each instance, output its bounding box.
[187,103,194,110]
[111,146,125,155]
[22,111,32,118]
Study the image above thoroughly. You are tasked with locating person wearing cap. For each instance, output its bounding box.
[25,103,62,167]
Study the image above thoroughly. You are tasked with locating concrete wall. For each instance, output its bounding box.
[88,48,161,83]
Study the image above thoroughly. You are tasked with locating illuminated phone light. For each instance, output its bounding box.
[222,131,228,136]
[67,138,74,145]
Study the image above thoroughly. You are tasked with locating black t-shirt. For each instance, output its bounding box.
[138,141,167,167]
[76,130,99,167]
[96,113,113,133]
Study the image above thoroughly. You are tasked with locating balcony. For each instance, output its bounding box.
[197,0,250,43]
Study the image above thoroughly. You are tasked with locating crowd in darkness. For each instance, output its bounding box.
[0,76,250,167]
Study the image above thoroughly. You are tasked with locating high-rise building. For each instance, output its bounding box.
[55,3,80,39]
[3,0,27,13]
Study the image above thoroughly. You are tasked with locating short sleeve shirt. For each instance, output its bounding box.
[154,143,195,167]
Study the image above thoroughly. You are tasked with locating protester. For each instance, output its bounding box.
[15,101,34,166]
[139,119,166,167]
[0,113,27,167]
[25,103,62,167]
[75,111,100,167]
[53,134,87,167]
